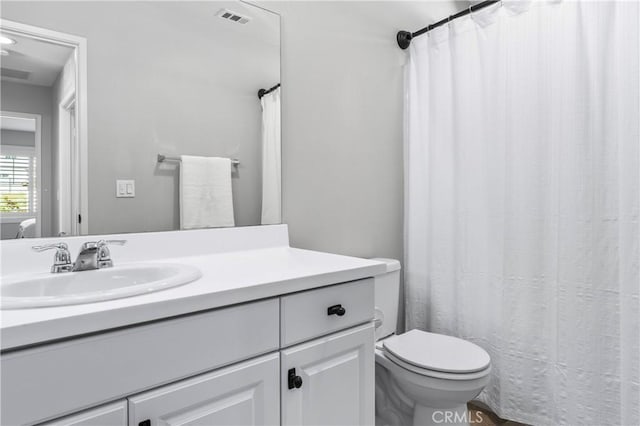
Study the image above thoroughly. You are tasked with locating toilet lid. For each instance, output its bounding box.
[382,329,491,374]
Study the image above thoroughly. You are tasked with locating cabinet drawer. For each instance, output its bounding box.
[280,278,374,347]
[38,401,127,426]
[1,299,279,426]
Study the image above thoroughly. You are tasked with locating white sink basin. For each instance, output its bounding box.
[1,263,202,309]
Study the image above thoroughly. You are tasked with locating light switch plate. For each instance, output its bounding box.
[116,179,135,198]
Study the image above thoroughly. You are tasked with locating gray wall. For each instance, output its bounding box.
[1,129,35,147]
[2,1,279,235]
[267,1,460,331]
[1,223,20,240]
[267,1,459,262]
[1,81,53,238]
[2,1,461,262]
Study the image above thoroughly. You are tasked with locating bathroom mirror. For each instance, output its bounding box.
[0,1,281,240]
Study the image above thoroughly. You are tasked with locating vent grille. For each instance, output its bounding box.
[1,68,30,80]
[216,9,251,24]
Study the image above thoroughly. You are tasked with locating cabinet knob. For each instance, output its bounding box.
[288,368,303,389]
[327,304,346,316]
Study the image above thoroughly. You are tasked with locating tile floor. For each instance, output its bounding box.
[468,402,530,426]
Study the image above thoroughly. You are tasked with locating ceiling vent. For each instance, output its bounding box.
[1,68,30,80]
[216,9,251,24]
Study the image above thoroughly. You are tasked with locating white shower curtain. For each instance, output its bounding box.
[260,86,281,225]
[404,2,639,425]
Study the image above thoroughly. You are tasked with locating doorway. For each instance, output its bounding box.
[1,18,88,237]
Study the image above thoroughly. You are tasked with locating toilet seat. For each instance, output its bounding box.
[381,330,491,379]
[381,349,491,381]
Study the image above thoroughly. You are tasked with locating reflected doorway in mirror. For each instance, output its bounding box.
[0,18,88,239]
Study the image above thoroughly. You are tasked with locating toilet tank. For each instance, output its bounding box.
[371,258,401,341]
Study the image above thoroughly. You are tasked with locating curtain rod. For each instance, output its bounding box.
[396,0,500,49]
[257,83,280,99]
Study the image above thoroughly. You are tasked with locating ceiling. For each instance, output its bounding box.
[0,32,74,87]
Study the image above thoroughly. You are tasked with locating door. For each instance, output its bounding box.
[281,323,375,426]
[128,353,279,426]
[57,94,78,236]
[39,401,127,426]
[69,102,81,235]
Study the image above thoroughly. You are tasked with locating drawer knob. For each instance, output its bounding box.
[288,368,303,389]
[327,304,346,316]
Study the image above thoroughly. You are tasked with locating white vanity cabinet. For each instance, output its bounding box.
[279,278,376,426]
[128,353,280,426]
[5,278,375,426]
[281,323,375,426]
[39,401,127,426]
[3,300,280,426]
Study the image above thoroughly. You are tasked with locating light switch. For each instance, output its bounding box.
[116,179,135,198]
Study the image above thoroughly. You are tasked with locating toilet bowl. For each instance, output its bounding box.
[372,259,491,426]
[375,331,491,426]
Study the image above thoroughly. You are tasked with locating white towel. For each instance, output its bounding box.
[180,155,234,229]
[260,86,282,225]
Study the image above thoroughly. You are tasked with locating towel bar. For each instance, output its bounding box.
[157,154,239,166]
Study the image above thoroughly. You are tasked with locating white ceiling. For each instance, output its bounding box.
[0,32,74,87]
[0,115,36,132]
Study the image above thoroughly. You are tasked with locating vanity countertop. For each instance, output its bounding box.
[0,226,387,351]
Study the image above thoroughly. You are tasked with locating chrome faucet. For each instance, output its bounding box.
[72,240,126,271]
[32,239,127,273]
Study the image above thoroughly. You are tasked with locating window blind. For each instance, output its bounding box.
[0,146,37,215]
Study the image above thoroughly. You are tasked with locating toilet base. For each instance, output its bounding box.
[375,343,490,426]
[413,403,469,426]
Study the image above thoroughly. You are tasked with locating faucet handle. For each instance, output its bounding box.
[96,239,127,267]
[79,239,126,250]
[32,242,69,252]
[32,242,73,273]
[99,239,127,246]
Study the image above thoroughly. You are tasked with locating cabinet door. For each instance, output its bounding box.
[38,401,127,426]
[128,353,279,426]
[281,323,374,426]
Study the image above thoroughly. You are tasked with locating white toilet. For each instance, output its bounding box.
[373,259,491,426]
